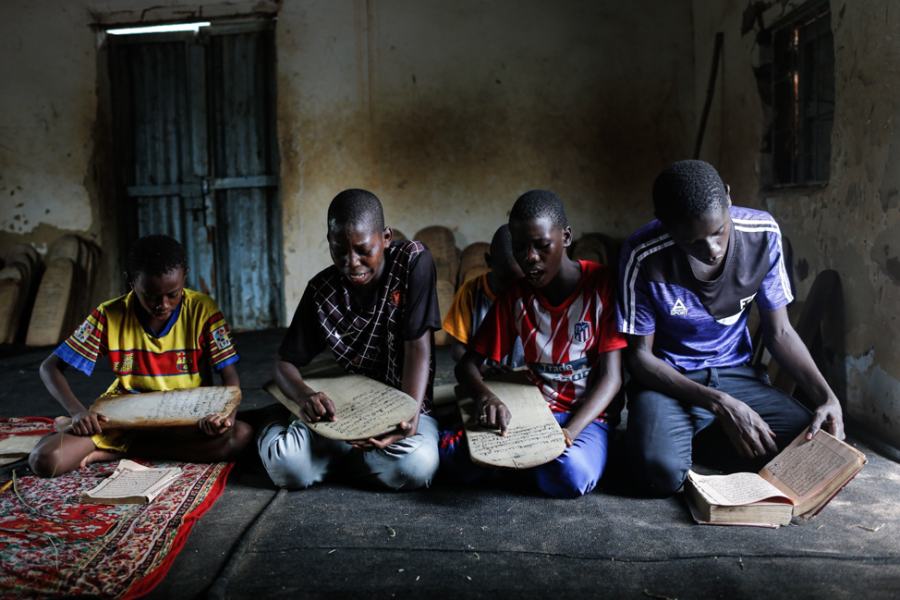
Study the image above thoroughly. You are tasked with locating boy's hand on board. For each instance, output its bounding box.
[350,420,417,451]
[299,391,337,423]
[477,395,511,435]
[69,410,108,436]
[199,414,233,436]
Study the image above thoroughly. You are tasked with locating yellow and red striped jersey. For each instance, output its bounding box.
[56,289,239,396]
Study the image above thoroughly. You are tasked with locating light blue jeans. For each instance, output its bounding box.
[258,413,439,491]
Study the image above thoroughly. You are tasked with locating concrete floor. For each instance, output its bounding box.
[2,329,900,599]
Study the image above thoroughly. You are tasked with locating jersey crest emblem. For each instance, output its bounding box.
[212,326,232,350]
[670,299,688,316]
[176,351,192,373]
[73,320,94,343]
[573,321,591,344]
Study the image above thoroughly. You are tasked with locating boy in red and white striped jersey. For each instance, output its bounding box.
[443,190,627,498]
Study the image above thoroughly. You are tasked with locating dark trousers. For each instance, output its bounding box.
[625,364,811,497]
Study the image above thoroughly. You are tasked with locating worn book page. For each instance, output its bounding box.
[460,380,567,469]
[263,376,419,441]
[80,459,181,504]
[91,386,241,428]
[687,471,792,507]
[761,430,866,508]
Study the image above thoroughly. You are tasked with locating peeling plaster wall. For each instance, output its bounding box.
[0,2,99,274]
[0,0,695,324]
[693,0,900,444]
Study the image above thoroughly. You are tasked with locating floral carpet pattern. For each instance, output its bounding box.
[0,418,232,599]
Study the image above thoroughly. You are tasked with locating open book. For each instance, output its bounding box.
[686,430,867,527]
[80,459,181,505]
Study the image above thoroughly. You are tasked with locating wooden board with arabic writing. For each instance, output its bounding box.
[263,375,418,441]
[459,379,567,469]
[90,386,242,428]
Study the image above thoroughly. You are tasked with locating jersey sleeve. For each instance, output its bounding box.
[278,284,328,367]
[470,286,518,363]
[755,224,794,312]
[203,301,240,371]
[54,307,109,376]
[596,269,629,353]
[616,238,657,336]
[441,277,478,345]
[403,247,442,341]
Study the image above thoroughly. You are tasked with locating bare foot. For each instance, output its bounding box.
[54,416,72,432]
[79,449,126,469]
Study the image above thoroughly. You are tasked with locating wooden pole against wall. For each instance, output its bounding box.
[694,32,724,160]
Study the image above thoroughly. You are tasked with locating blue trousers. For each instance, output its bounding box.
[626,364,811,497]
[439,412,611,499]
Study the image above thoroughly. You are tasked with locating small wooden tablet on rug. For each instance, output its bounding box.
[459,380,567,469]
[90,386,242,428]
[263,375,418,441]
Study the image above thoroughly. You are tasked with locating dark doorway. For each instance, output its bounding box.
[109,20,283,329]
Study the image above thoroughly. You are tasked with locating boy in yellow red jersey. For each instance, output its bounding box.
[29,234,252,477]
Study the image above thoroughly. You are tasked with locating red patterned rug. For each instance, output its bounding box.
[0,418,233,599]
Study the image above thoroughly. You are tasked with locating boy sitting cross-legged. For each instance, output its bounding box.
[258,189,442,490]
[29,234,252,478]
[442,190,627,498]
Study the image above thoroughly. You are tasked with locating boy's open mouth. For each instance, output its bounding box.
[347,271,369,283]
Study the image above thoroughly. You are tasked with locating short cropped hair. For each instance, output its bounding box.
[327,189,385,232]
[127,234,188,278]
[652,160,728,224]
[489,224,516,267]
[509,190,568,230]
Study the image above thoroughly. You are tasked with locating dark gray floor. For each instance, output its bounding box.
[2,330,899,599]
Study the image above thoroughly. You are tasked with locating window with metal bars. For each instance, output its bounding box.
[770,1,834,186]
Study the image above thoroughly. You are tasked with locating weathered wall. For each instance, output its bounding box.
[693,0,900,444]
[0,0,696,321]
[277,0,696,311]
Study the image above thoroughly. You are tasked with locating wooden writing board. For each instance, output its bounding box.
[459,379,567,469]
[90,386,241,429]
[263,375,418,441]
[26,257,75,346]
[433,257,453,284]
[0,265,25,344]
[415,225,459,284]
[458,242,489,285]
[433,280,456,346]
[0,435,41,466]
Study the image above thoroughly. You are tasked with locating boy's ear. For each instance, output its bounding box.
[562,226,573,248]
[483,251,492,269]
[724,184,732,207]
[183,266,191,280]
[125,272,133,288]
[382,226,393,247]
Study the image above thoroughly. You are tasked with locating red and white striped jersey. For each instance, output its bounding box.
[471,261,627,417]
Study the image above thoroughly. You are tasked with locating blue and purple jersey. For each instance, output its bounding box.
[616,206,793,372]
